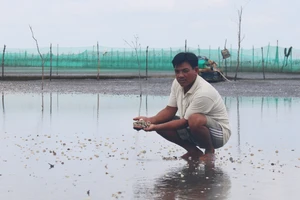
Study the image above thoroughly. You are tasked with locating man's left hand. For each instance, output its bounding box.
[143,124,157,132]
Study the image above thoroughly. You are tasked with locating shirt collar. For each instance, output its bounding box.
[185,75,200,95]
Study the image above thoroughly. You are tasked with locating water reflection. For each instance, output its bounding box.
[50,92,52,116]
[236,97,241,154]
[260,97,264,118]
[1,92,4,133]
[97,93,100,121]
[41,92,44,114]
[2,92,298,122]
[1,92,4,114]
[134,162,231,200]
[1,93,300,199]
[1,93,299,142]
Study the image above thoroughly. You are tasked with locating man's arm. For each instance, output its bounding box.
[133,106,179,131]
[149,106,178,124]
[150,117,188,131]
[143,106,188,132]
[133,106,177,122]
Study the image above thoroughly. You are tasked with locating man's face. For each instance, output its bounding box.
[174,62,199,88]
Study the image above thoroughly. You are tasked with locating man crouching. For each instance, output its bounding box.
[133,52,231,161]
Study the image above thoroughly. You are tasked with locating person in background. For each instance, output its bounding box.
[198,56,219,73]
[133,52,231,161]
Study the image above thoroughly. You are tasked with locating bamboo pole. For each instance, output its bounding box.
[240,48,243,72]
[252,45,254,72]
[276,40,279,70]
[50,43,53,81]
[266,43,270,71]
[56,44,59,76]
[1,45,6,78]
[97,42,100,80]
[261,47,265,80]
[224,40,228,76]
[146,46,149,80]
[230,44,232,69]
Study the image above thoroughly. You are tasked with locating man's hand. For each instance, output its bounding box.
[133,116,149,122]
[133,124,144,131]
[133,117,151,131]
[143,124,157,132]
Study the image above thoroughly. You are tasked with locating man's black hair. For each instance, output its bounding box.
[171,52,198,69]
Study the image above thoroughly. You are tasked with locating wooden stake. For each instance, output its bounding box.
[97,42,100,80]
[1,45,6,78]
[252,45,254,72]
[224,40,228,76]
[56,44,59,75]
[146,46,149,80]
[50,43,53,81]
[261,47,265,80]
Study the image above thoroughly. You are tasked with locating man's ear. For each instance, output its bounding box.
[194,67,199,73]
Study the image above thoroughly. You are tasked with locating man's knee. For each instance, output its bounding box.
[188,113,207,129]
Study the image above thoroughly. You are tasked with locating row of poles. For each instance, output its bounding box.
[1,43,295,81]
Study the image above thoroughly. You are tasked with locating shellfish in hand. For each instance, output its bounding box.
[133,119,151,130]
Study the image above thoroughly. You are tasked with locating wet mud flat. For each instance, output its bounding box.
[1,77,300,199]
[1,75,300,97]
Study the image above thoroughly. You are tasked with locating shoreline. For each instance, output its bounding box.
[1,76,300,98]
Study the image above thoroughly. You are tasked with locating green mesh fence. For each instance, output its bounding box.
[1,45,300,75]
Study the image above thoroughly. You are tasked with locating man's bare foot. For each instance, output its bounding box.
[181,152,191,160]
[199,153,216,162]
[181,150,203,161]
[204,149,215,154]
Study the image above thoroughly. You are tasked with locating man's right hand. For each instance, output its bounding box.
[133,116,151,131]
[133,116,149,122]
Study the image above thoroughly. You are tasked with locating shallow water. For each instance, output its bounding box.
[0,93,300,200]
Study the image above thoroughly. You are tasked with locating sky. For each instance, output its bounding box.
[0,0,299,50]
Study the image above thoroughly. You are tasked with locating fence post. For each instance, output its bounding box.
[50,43,53,81]
[1,45,6,78]
[56,44,59,75]
[261,47,265,79]
[230,44,232,71]
[252,46,254,72]
[97,42,100,80]
[146,46,149,80]
[240,48,243,72]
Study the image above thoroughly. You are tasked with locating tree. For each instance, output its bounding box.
[29,25,45,89]
[234,6,245,81]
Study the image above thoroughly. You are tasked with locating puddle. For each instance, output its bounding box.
[0,93,300,199]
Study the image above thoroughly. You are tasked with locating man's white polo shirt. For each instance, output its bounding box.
[167,75,231,144]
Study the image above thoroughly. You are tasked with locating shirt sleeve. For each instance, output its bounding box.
[167,79,177,107]
[184,96,214,120]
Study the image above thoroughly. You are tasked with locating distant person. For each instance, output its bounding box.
[198,56,220,73]
[133,52,231,161]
